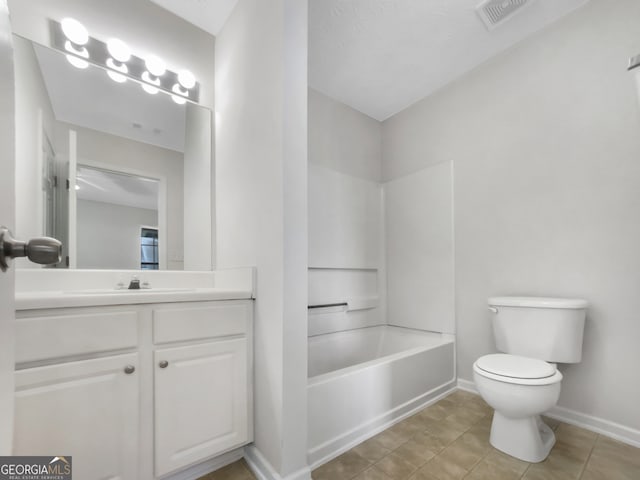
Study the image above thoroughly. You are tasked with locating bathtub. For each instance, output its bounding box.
[307,325,455,466]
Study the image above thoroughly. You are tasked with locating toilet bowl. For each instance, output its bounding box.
[473,353,563,462]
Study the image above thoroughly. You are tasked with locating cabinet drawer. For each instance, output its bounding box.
[16,310,139,364]
[153,303,249,344]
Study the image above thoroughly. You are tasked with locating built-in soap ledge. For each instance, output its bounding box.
[14,267,255,310]
[308,296,379,312]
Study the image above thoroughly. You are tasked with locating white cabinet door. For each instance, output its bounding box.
[154,339,248,477]
[14,354,139,480]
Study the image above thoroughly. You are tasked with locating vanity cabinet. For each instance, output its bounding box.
[14,353,140,479]
[154,339,248,476]
[13,300,253,480]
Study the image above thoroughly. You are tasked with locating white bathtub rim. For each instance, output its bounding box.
[308,324,452,339]
[309,345,437,386]
[309,331,455,386]
[308,380,457,468]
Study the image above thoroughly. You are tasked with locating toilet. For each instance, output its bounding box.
[473,296,587,463]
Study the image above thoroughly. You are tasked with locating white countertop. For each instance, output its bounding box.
[16,288,254,310]
[14,268,256,310]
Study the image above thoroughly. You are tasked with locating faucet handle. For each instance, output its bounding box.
[128,276,141,290]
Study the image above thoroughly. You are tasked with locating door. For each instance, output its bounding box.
[13,354,140,480]
[0,0,15,455]
[154,339,248,476]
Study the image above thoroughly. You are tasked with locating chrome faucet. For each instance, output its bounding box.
[128,275,141,290]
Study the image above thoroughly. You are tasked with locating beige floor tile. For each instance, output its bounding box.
[410,431,449,454]
[443,390,477,405]
[437,438,485,471]
[407,470,439,480]
[390,418,426,439]
[353,437,393,463]
[456,430,492,457]
[464,460,523,480]
[483,448,530,476]
[582,435,640,480]
[404,413,437,432]
[353,465,395,480]
[373,428,412,451]
[418,404,454,422]
[464,398,493,417]
[554,423,598,450]
[199,460,255,480]
[393,439,435,468]
[417,455,468,480]
[312,450,371,480]
[422,419,465,445]
[374,452,418,480]
[440,409,485,432]
[589,435,640,468]
[522,444,587,480]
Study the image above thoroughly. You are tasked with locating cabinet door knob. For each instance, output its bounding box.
[124,365,135,374]
[159,360,169,369]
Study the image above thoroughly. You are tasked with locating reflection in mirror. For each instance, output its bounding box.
[13,34,212,270]
[76,166,161,270]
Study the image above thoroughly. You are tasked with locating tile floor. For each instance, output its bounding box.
[199,390,640,480]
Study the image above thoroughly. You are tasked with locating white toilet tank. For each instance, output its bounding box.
[488,296,588,363]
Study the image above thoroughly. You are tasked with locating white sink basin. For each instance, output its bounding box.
[64,288,197,295]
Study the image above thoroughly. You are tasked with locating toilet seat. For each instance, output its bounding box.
[474,354,563,386]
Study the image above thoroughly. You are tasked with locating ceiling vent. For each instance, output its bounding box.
[476,0,534,30]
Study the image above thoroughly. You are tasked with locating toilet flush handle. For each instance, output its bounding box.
[488,306,499,314]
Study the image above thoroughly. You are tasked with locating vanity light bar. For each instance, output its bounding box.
[50,19,200,103]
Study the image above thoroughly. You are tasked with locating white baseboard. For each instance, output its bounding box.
[308,380,457,469]
[163,447,244,480]
[244,445,312,480]
[456,378,640,448]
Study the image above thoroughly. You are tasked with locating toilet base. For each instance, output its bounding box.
[490,413,555,463]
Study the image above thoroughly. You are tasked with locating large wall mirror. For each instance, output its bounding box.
[13,33,213,270]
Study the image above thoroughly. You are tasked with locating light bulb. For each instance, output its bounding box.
[171,83,188,97]
[107,70,127,83]
[66,55,88,69]
[61,18,88,45]
[107,57,127,71]
[177,69,195,89]
[145,55,166,77]
[107,38,130,63]
[171,94,186,105]
[64,40,88,57]
[142,83,159,95]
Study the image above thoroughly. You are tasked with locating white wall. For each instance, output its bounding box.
[309,88,381,182]
[308,89,385,336]
[382,0,640,432]
[215,0,309,477]
[308,164,381,269]
[13,35,55,265]
[183,104,212,270]
[55,123,185,270]
[384,162,454,334]
[76,199,157,270]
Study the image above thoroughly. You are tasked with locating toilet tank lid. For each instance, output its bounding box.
[488,296,588,309]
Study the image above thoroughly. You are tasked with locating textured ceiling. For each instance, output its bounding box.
[148,0,239,35]
[309,0,589,120]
